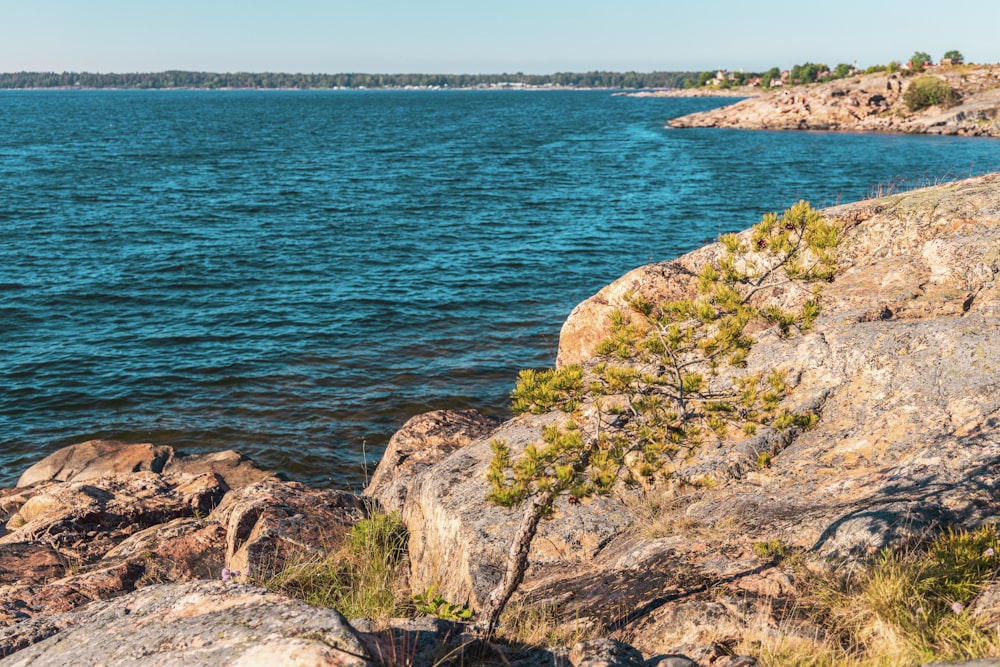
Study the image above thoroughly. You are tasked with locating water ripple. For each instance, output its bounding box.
[1,89,997,487]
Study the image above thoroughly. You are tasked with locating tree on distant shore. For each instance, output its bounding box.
[943,50,964,65]
[760,67,781,88]
[0,70,700,90]
[789,62,828,84]
[910,51,933,69]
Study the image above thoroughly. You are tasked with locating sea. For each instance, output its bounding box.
[2,89,998,490]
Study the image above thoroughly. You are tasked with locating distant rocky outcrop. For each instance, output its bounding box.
[615,87,763,99]
[668,65,1000,137]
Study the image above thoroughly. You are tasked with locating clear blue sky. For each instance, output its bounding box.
[3,0,996,74]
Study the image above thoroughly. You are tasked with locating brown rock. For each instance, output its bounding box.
[211,479,366,579]
[0,476,227,626]
[16,440,171,488]
[18,440,275,492]
[102,517,228,582]
[0,544,65,586]
[365,409,502,512]
[161,449,278,490]
[1,472,228,563]
[0,442,381,639]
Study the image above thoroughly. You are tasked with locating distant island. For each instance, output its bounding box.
[0,70,699,90]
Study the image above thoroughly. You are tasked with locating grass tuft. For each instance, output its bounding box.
[747,525,1000,666]
[263,509,410,621]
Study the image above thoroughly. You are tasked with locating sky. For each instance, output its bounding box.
[2,0,998,74]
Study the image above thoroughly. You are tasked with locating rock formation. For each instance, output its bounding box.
[667,65,1000,137]
[0,442,365,636]
[0,581,373,667]
[370,173,1000,659]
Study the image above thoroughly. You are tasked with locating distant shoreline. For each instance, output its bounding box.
[0,70,699,91]
[0,86,648,92]
[0,85,664,93]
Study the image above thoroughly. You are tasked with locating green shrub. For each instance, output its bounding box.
[753,538,788,560]
[412,586,473,620]
[904,76,959,111]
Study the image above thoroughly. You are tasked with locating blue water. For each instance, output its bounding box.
[1,89,997,489]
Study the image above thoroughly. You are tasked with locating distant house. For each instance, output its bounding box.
[940,58,954,67]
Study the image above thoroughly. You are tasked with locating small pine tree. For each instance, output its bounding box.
[479,202,840,636]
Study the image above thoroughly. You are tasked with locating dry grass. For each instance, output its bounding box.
[623,485,745,542]
[496,600,605,648]
[735,526,1000,666]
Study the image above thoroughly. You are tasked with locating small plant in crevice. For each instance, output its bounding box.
[479,201,840,637]
[753,538,789,561]
[413,585,473,621]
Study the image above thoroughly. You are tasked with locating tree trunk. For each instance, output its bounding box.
[478,489,555,638]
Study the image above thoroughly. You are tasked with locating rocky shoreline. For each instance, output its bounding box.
[3,174,1000,664]
[667,64,1000,137]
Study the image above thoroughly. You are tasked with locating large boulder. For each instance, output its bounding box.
[376,410,637,609]
[16,441,171,488]
[365,409,502,513]
[0,581,372,666]
[210,479,366,579]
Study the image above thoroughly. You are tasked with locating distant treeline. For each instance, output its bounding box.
[0,70,699,90]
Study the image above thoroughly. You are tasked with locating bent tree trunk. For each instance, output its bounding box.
[479,489,556,638]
